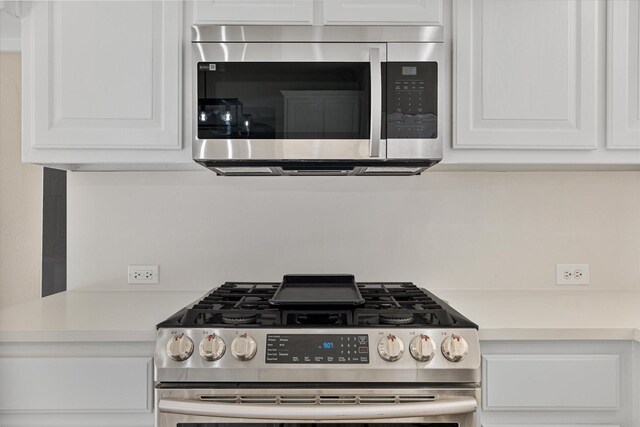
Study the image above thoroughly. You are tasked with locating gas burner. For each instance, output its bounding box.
[378,303,395,309]
[379,313,415,325]
[222,314,257,325]
[294,313,344,326]
[158,281,477,329]
[240,304,258,309]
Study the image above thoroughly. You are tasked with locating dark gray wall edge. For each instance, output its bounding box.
[42,167,66,297]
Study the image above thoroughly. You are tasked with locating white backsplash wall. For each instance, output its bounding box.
[67,171,640,291]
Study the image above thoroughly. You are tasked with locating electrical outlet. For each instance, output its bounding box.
[556,264,589,285]
[128,265,159,284]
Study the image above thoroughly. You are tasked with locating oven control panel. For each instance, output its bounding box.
[266,334,369,364]
[155,328,481,384]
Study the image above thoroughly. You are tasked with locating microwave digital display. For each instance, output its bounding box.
[402,66,417,76]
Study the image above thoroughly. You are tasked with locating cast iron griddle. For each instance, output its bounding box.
[268,274,365,307]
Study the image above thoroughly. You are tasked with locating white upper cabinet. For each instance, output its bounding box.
[192,0,442,26]
[607,0,640,149]
[193,0,314,25]
[22,1,192,170]
[453,0,603,150]
[323,0,443,26]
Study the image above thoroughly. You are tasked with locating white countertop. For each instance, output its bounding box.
[0,288,638,343]
[435,289,640,342]
[0,289,204,342]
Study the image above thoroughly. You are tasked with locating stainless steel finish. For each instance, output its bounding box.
[387,138,443,159]
[194,42,387,63]
[199,335,225,362]
[369,47,382,158]
[193,138,386,161]
[209,165,428,177]
[158,397,476,419]
[209,166,276,176]
[441,334,469,363]
[362,166,427,174]
[156,386,478,427]
[155,328,481,383]
[166,334,194,362]
[192,41,388,162]
[192,30,445,170]
[230,333,257,361]
[410,334,436,362]
[192,25,444,43]
[377,334,404,362]
[387,42,444,61]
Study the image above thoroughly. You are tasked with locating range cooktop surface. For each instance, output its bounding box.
[155,276,480,384]
[157,281,478,329]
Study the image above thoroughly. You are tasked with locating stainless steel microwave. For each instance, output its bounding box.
[192,26,444,176]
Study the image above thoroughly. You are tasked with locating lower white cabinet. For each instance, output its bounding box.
[484,354,619,410]
[480,341,636,427]
[0,357,152,412]
[0,341,154,427]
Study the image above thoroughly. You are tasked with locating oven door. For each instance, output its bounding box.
[192,42,386,162]
[156,386,478,427]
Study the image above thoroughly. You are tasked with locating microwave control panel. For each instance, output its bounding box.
[386,62,438,139]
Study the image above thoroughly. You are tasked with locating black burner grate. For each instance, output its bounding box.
[157,282,477,329]
[179,283,280,326]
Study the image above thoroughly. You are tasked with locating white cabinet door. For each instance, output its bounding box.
[193,0,313,25]
[0,357,152,412]
[454,0,603,150]
[22,1,189,169]
[483,354,619,410]
[323,0,443,25]
[607,0,640,149]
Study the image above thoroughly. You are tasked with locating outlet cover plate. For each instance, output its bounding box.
[128,265,159,284]
[556,263,590,285]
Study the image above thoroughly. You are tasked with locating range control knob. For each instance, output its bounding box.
[441,334,468,362]
[377,334,404,362]
[409,334,436,362]
[199,334,226,361]
[231,334,257,361]
[166,334,194,362]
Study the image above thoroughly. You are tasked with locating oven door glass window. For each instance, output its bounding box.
[197,63,372,140]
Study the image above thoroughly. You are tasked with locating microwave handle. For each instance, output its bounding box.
[158,396,477,420]
[369,47,382,158]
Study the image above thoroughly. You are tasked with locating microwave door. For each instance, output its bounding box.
[192,43,386,162]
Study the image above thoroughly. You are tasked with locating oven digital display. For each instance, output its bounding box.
[266,334,369,364]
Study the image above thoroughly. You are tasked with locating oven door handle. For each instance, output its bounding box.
[369,46,383,158]
[158,397,477,420]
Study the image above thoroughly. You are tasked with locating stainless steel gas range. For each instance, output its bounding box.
[154,275,480,426]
